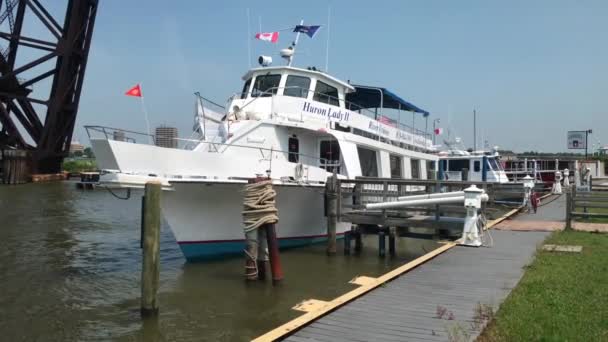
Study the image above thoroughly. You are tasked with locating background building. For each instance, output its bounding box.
[155,125,178,148]
[69,140,85,154]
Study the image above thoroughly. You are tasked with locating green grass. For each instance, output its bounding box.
[62,159,97,173]
[479,231,608,341]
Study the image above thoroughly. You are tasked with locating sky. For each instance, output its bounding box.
[16,0,608,152]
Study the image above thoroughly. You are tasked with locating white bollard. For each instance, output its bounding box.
[552,171,562,194]
[563,169,570,187]
[522,175,535,211]
[460,185,485,247]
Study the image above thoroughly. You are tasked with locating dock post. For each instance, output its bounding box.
[388,226,396,257]
[343,230,351,255]
[378,230,386,258]
[265,223,284,284]
[326,174,338,255]
[566,187,572,230]
[256,227,267,280]
[141,181,161,316]
[354,225,362,253]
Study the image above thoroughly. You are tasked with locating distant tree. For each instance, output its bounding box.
[84,147,95,158]
[74,150,83,157]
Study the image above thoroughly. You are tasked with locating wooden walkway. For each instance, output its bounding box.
[283,230,549,341]
[279,198,566,342]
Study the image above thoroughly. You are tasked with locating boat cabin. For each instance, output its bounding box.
[216,65,437,180]
[438,153,509,183]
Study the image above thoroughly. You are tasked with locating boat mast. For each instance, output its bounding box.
[288,19,304,67]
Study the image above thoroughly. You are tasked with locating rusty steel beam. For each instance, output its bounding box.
[0,0,98,173]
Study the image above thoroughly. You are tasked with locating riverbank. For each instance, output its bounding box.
[62,158,97,173]
[479,230,608,341]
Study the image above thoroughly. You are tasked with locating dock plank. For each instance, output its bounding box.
[284,230,549,341]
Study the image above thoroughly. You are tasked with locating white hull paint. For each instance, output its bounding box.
[162,182,350,260]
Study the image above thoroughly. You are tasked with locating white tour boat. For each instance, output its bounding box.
[88,41,440,261]
[436,139,510,183]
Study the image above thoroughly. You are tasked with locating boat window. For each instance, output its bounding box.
[411,159,420,179]
[474,160,480,172]
[448,159,469,171]
[313,80,339,106]
[240,78,252,99]
[488,158,501,171]
[357,146,378,177]
[390,154,402,178]
[283,75,311,98]
[251,74,281,97]
[320,140,340,173]
[288,136,299,163]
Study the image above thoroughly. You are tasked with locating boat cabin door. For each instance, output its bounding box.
[319,139,341,174]
[469,158,482,181]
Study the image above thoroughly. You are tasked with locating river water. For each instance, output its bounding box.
[0,182,439,341]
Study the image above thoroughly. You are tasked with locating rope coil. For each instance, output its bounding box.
[242,180,279,233]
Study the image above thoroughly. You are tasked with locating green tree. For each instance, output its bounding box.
[84,147,94,158]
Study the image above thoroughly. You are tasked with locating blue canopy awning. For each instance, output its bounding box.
[346,85,429,117]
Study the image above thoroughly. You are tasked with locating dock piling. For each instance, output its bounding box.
[343,230,351,255]
[378,230,386,258]
[388,226,396,257]
[354,226,362,253]
[256,227,267,280]
[325,174,338,255]
[141,181,161,316]
[265,223,283,284]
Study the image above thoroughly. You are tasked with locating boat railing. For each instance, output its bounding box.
[85,125,154,144]
[85,125,341,173]
[227,86,432,141]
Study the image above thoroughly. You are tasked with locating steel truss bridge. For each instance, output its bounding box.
[0,0,97,173]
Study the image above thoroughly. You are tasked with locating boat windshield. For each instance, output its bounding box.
[488,157,502,171]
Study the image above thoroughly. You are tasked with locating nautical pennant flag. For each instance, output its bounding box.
[124,84,142,97]
[255,31,279,43]
[293,25,321,38]
[434,128,443,135]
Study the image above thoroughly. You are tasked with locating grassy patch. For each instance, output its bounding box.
[479,231,608,341]
[62,159,97,173]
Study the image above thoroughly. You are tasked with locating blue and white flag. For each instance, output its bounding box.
[293,25,321,38]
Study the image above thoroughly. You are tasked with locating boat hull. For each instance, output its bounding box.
[162,182,350,261]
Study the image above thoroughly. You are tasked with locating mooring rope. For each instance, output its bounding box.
[242,180,279,233]
[241,180,278,279]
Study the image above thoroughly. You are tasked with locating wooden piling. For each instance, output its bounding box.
[256,227,267,280]
[343,230,351,255]
[566,189,572,230]
[388,226,396,257]
[378,231,386,258]
[325,174,338,255]
[141,181,161,316]
[265,223,283,284]
[354,225,362,253]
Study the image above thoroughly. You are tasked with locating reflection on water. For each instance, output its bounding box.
[0,182,439,341]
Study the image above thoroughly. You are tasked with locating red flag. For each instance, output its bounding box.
[125,84,142,97]
[255,32,279,43]
[434,128,443,135]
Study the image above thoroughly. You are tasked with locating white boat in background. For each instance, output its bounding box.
[436,139,510,183]
[87,32,440,261]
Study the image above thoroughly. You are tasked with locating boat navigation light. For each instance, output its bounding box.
[258,55,272,67]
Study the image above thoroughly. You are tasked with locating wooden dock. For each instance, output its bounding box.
[282,230,549,342]
[254,192,563,341]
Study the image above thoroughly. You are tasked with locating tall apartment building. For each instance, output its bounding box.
[155,126,178,148]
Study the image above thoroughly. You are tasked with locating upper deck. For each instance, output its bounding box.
[227,66,434,152]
